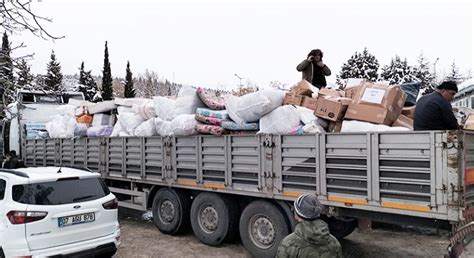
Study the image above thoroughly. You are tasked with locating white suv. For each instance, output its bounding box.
[0,167,120,258]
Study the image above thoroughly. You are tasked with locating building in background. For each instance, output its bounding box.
[452,79,474,108]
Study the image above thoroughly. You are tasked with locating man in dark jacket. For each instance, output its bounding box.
[414,81,459,131]
[3,151,19,169]
[276,194,342,258]
[296,49,331,89]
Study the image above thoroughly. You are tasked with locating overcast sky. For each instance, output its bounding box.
[12,0,474,90]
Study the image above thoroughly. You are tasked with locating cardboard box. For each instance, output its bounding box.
[301,96,318,111]
[401,106,416,119]
[344,85,362,100]
[283,93,304,106]
[344,82,406,125]
[327,121,343,133]
[392,114,413,130]
[318,88,345,98]
[290,80,314,96]
[314,97,351,122]
[464,114,474,130]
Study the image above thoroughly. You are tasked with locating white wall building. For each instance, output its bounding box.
[452,79,474,108]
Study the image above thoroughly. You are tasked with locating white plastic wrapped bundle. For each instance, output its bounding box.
[225,89,285,124]
[175,86,205,115]
[153,96,176,121]
[341,120,410,132]
[117,112,144,136]
[295,106,328,128]
[134,119,157,137]
[133,101,157,120]
[155,114,197,136]
[258,105,300,134]
[45,115,76,138]
[111,122,127,137]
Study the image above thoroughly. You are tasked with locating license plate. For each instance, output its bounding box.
[58,212,95,227]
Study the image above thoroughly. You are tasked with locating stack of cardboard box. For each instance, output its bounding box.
[284,79,413,132]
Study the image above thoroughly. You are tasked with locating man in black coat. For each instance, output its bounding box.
[3,151,20,169]
[414,81,459,131]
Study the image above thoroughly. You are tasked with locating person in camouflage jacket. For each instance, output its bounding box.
[276,194,342,258]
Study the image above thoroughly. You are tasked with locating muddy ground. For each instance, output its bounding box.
[115,208,474,258]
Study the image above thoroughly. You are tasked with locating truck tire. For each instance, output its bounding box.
[323,216,357,239]
[239,200,290,258]
[190,192,238,246]
[152,188,191,235]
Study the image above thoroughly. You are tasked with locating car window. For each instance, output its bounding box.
[12,177,110,205]
[0,179,5,200]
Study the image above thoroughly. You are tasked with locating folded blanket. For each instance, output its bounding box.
[197,87,226,110]
[196,108,229,120]
[195,114,225,126]
[221,120,259,131]
[195,124,227,136]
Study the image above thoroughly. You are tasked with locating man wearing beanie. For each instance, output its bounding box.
[276,194,342,258]
[414,81,459,131]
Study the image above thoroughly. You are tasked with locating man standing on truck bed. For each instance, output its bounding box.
[276,194,342,258]
[414,81,459,131]
[296,49,331,89]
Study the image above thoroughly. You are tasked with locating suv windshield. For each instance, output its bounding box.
[12,177,110,205]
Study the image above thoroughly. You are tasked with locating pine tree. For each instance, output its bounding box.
[123,61,135,98]
[44,50,64,92]
[414,52,435,90]
[75,62,99,101]
[379,56,418,85]
[0,31,15,106]
[101,41,113,100]
[445,61,463,83]
[79,61,86,85]
[336,47,379,86]
[16,59,33,87]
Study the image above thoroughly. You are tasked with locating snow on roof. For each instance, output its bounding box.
[455,79,474,99]
[459,78,474,90]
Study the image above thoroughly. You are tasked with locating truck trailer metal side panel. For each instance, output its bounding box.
[23,131,465,223]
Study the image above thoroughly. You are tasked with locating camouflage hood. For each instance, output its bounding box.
[294,219,333,245]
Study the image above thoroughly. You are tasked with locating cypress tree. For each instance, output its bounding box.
[101,41,113,100]
[124,61,135,98]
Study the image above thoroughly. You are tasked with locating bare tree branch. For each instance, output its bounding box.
[0,0,64,40]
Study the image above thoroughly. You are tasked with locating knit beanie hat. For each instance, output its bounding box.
[437,81,458,93]
[294,194,322,220]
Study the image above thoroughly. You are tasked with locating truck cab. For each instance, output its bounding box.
[2,90,84,157]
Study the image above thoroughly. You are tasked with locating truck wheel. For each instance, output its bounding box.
[190,192,238,246]
[152,188,190,235]
[239,200,290,258]
[323,216,357,239]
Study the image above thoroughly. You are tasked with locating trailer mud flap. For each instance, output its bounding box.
[447,214,474,258]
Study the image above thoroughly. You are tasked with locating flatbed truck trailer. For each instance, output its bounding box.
[22,131,474,257]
